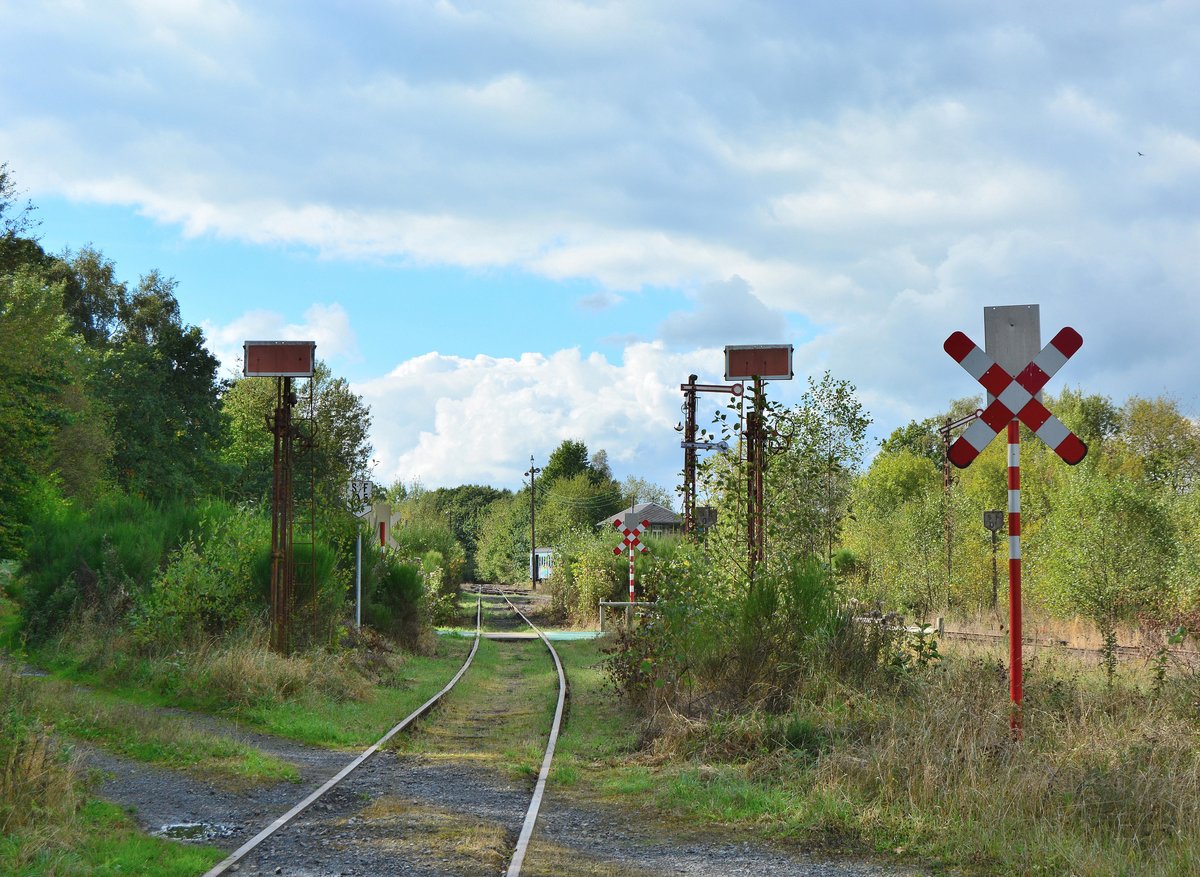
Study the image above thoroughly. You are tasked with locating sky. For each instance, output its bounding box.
[2,1,1198,495]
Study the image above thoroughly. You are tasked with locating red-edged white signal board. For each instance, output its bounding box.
[943,327,1087,468]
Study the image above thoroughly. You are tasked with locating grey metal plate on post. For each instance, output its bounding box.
[983,510,1005,532]
[983,305,1041,405]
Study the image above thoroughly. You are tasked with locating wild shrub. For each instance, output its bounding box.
[392,521,465,585]
[285,541,344,648]
[549,529,642,625]
[606,556,844,716]
[130,504,270,652]
[20,487,208,640]
[366,549,425,646]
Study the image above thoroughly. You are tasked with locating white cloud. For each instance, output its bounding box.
[356,342,722,490]
[659,277,787,348]
[203,303,359,378]
[3,0,1198,460]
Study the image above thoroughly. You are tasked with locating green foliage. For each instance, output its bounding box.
[391,520,463,581]
[98,313,227,504]
[129,505,272,652]
[550,529,624,624]
[619,474,674,510]
[475,492,530,584]
[1108,395,1200,493]
[19,488,208,641]
[699,371,872,579]
[1036,470,1177,632]
[218,375,278,503]
[607,555,843,713]
[0,267,77,554]
[391,483,511,579]
[536,471,625,546]
[366,549,425,645]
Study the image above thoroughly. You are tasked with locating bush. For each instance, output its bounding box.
[606,555,843,715]
[366,549,425,646]
[128,504,272,653]
[20,487,209,641]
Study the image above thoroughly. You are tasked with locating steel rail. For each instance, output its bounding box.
[498,589,568,877]
[199,591,483,877]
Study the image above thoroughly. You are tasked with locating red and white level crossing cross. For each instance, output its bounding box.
[943,327,1088,468]
[944,317,1086,737]
[613,518,650,602]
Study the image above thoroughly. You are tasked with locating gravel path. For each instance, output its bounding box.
[74,597,920,875]
[85,717,917,876]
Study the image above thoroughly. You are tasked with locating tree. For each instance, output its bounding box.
[1037,470,1177,660]
[0,268,75,552]
[774,371,873,566]
[0,162,37,241]
[698,371,871,579]
[879,418,942,466]
[1110,396,1200,494]
[99,274,227,503]
[856,449,939,517]
[538,472,624,544]
[393,484,511,580]
[221,361,373,510]
[475,492,529,583]
[540,439,591,485]
[620,475,674,511]
[306,362,373,506]
[45,246,127,347]
[219,374,278,502]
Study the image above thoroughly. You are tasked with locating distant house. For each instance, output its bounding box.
[598,501,681,535]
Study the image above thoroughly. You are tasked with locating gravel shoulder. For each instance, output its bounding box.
[79,696,920,876]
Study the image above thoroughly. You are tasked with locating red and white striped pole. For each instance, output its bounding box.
[1008,420,1023,736]
[629,544,635,602]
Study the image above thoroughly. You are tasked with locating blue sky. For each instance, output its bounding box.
[2,1,1198,493]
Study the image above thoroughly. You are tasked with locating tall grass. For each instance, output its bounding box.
[635,647,1200,875]
[1,668,80,837]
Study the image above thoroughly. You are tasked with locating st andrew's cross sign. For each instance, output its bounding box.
[943,313,1085,737]
[943,327,1088,468]
[613,517,650,603]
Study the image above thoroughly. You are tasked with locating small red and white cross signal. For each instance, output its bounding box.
[612,518,651,556]
[943,327,1088,468]
[613,517,651,603]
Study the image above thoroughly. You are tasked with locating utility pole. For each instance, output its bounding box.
[524,455,541,590]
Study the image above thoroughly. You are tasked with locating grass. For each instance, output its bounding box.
[392,636,560,779]
[0,800,223,877]
[17,673,297,785]
[30,624,476,748]
[1,667,224,876]
[240,634,475,746]
[548,634,1200,876]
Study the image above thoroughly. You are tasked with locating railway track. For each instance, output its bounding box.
[939,627,1200,666]
[200,587,567,877]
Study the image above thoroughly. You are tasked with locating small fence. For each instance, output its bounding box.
[598,600,657,632]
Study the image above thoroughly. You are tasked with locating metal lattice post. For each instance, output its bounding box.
[682,375,697,535]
